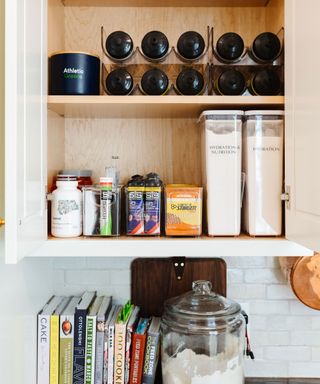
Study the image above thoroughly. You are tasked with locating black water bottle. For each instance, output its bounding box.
[176,68,204,95]
[215,69,246,95]
[105,31,134,60]
[251,32,281,63]
[141,68,169,95]
[216,32,245,62]
[177,31,205,60]
[105,68,134,95]
[141,31,169,60]
[249,69,281,95]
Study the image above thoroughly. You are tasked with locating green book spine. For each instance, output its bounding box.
[85,316,97,384]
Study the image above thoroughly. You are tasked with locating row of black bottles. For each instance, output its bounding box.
[105,67,281,96]
[105,30,282,63]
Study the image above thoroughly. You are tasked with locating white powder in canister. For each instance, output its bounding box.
[162,349,244,384]
[242,127,283,236]
[203,120,242,236]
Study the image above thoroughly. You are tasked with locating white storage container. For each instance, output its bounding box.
[200,110,243,236]
[243,110,284,236]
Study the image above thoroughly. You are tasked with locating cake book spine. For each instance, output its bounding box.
[60,315,76,384]
[129,333,147,384]
[50,314,60,384]
[141,333,160,384]
[73,309,87,384]
[37,313,50,384]
[114,323,127,384]
[85,315,97,384]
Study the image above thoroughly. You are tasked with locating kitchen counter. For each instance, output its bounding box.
[247,380,320,383]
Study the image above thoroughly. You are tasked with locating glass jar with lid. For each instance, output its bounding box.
[161,280,245,384]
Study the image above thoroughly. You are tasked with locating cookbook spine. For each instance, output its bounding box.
[37,314,50,384]
[141,333,160,384]
[85,315,97,384]
[73,309,87,384]
[59,316,75,384]
[95,319,105,384]
[107,324,115,384]
[114,323,127,384]
[129,333,147,384]
[50,315,60,384]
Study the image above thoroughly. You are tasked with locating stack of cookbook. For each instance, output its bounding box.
[37,292,160,384]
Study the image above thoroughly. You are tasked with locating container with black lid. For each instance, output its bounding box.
[214,69,246,96]
[140,68,169,95]
[250,32,282,63]
[105,68,134,95]
[141,31,170,61]
[105,31,134,61]
[215,32,245,63]
[175,68,205,95]
[249,69,281,96]
[176,31,206,61]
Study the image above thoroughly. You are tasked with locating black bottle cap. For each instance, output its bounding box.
[141,68,169,95]
[251,69,281,96]
[128,175,145,187]
[176,68,204,95]
[141,31,169,60]
[217,69,246,96]
[177,31,205,60]
[252,32,281,62]
[106,31,134,60]
[216,32,244,62]
[105,68,133,95]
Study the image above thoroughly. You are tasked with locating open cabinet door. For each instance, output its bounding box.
[285,0,320,252]
[5,0,47,263]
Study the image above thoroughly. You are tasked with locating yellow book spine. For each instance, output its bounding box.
[50,315,60,384]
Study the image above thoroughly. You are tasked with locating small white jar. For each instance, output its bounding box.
[51,178,82,238]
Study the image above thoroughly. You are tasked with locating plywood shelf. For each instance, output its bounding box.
[48,95,284,119]
[63,0,270,8]
[29,235,313,257]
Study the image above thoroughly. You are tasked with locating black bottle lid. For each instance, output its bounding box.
[145,173,162,187]
[176,68,204,95]
[251,32,281,62]
[128,175,145,187]
[141,31,169,60]
[216,32,245,62]
[177,31,205,60]
[250,69,281,96]
[105,68,133,95]
[105,31,134,60]
[216,69,246,96]
[141,68,169,95]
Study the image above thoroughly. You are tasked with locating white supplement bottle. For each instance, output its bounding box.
[51,176,82,237]
[243,110,284,236]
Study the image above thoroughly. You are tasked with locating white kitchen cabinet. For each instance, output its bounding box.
[2,0,319,263]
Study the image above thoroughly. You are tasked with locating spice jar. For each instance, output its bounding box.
[161,280,246,384]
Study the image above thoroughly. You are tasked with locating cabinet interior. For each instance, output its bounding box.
[47,0,284,204]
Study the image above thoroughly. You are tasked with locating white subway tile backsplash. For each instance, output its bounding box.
[291,331,320,347]
[251,331,290,347]
[244,360,288,378]
[65,269,110,286]
[228,284,266,300]
[267,315,313,331]
[250,300,290,315]
[223,257,267,268]
[267,284,296,299]
[312,317,320,330]
[245,269,285,284]
[227,268,243,283]
[53,258,87,270]
[290,300,319,315]
[86,257,133,270]
[249,315,267,331]
[264,346,311,361]
[312,347,320,361]
[110,269,131,285]
[289,362,320,377]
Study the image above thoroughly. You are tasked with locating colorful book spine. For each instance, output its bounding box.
[37,313,50,384]
[73,309,87,384]
[141,333,160,384]
[95,320,106,384]
[50,314,60,384]
[129,333,147,384]
[114,323,127,384]
[107,322,116,384]
[85,315,97,384]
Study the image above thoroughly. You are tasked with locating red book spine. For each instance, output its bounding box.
[129,333,147,384]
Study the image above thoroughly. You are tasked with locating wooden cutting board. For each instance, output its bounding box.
[131,257,227,317]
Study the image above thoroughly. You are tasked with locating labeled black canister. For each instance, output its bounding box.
[105,31,134,60]
[177,31,205,60]
[215,69,246,95]
[105,68,134,95]
[249,69,281,95]
[250,32,282,63]
[216,32,245,63]
[141,68,169,95]
[49,52,100,95]
[176,68,204,95]
[141,31,169,60]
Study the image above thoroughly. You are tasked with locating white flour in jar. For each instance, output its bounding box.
[203,120,242,236]
[242,131,283,236]
[162,348,244,384]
